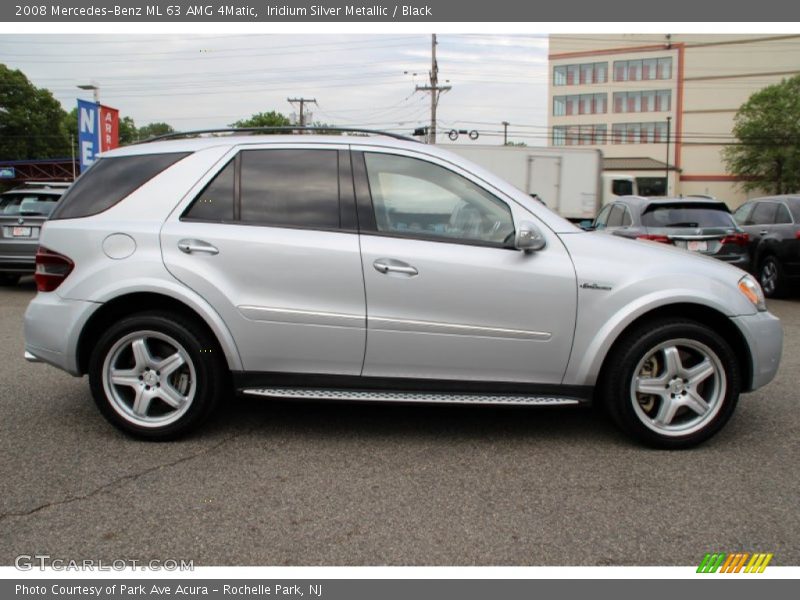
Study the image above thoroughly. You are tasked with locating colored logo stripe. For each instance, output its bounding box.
[697,552,773,573]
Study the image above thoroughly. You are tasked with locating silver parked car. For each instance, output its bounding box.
[0,181,69,285]
[23,129,783,448]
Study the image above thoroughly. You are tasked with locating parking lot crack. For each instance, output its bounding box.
[0,433,241,523]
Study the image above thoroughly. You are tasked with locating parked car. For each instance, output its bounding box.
[592,196,751,271]
[733,195,800,298]
[0,182,70,285]
[23,129,782,448]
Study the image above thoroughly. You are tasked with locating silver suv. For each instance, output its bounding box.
[23,129,783,448]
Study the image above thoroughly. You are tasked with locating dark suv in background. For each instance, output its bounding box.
[0,182,69,285]
[734,195,800,297]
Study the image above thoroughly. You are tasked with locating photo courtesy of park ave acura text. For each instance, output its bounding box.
[0,30,798,569]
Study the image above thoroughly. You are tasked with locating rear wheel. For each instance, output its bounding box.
[602,319,740,449]
[88,311,226,440]
[759,255,786,298]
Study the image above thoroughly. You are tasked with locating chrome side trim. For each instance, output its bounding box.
[369,316,552,340]
[24,351,41,363]
[238,305,364,328]
[242,387,580,405]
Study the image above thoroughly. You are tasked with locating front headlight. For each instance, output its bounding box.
[739,275,767,311]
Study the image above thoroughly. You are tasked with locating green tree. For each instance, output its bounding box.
[229,110,291,129]
[0,64,71,160]
[137,122,174,140]
[723,74,800,195]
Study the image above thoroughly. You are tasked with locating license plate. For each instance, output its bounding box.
[11,226,31,238]
[687,240,708,252]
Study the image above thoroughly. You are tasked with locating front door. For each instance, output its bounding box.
[353,148,578,384]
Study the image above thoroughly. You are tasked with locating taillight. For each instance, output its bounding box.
[795,230,800,240]
[636,234,672,244]
[34,247,74,292]
[721,233,750,246]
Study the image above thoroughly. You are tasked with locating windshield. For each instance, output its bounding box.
[642,204,735,228]
[0,193,60,217]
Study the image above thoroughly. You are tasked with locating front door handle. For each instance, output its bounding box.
[373,258,418,276]
[178,239,219,255]
[759,230,769,236]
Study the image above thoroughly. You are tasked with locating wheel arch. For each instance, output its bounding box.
[76,291,242,375]
[593,303,753,398]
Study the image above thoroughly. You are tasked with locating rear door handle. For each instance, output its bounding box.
[178,239,219,255]
[759,230,769,235]
[373,258,418,276]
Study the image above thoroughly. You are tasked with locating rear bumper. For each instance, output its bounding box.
[731,310,783,392]
[0,254,35,274]
[24,292,100,376]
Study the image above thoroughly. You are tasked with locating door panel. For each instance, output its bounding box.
[355,148,577,384]
[162,222,366,374]
[160,144,366,375]
[359,234,577,383]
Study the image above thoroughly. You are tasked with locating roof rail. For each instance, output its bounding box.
[136,126,420,144]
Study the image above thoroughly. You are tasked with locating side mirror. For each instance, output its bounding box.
[578,220,595,231]
[514,220,547,252]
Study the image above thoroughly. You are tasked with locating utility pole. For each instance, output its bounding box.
[665,116,672,195]
[502,121,510,145]
[415,34,451,144]
[287,97,317,129]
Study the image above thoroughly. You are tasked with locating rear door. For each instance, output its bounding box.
[161,144,366,375]
[353,147,577,384]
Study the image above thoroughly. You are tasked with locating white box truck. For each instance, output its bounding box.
[439,145,636,221]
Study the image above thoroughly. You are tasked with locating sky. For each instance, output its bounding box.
[0,33,550,145]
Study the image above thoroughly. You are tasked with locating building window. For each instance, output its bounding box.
[614,57,673,81]
[613,90,672,113]
[553,93,607,116]
[553,126,567,145]
[611,122,670,144]
[553,62,609,86]
[554,124,607,146]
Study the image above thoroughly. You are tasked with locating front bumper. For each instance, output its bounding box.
[731,310,783,392]
[24,292,100,376]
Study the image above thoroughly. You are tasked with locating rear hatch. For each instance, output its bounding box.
[641,201,746,258]
[0,191,62,264]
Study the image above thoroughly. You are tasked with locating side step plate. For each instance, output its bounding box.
[241,388,582,406]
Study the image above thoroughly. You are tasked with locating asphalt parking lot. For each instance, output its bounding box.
[1,279,798,567]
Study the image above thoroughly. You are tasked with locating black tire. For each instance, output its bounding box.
[0,274,20,286]
[601,319,741,449]
[88,311,227,440]
[759,255,786,298]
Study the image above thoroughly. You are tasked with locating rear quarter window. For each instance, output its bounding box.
[49,152,190,220]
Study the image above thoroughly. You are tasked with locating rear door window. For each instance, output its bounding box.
[50,152,190,220]
[748,202,778,226]
[240,149,340,229]
[606,204,625,228]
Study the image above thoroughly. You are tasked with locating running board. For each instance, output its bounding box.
[241,388,582,406]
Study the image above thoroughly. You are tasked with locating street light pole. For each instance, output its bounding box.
[77,83,100,104]
[665,116,672,195]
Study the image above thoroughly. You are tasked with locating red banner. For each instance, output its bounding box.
[98,105,119,152]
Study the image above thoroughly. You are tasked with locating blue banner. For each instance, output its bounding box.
[77,98,99,173]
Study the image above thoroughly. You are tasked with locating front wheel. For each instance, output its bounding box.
[88,311,226,440]
[602,319,741,449]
